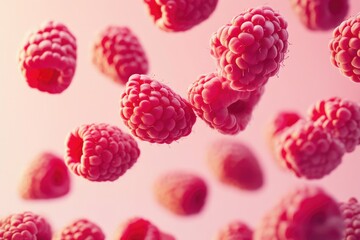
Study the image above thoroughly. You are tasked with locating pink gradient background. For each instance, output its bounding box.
[1,0,360,239]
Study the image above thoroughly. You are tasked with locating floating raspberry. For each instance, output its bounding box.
[19,152,70,200]
[216,220,253,240]
[207,139,264,191]
[65,123,140,182]
[290,0,349,30]
[0,211,52,239]
[120,74,196,144]
[53,219,105,240]
[254,186,345,240]
[268,111,302,139]
[210,6,288,91]
[143,0,218,32]
[330,15,360,82]
[154,171,208,216]
[339,197,360,239]
[93,26,148,85]
[187,72,263,135]
[19,21,77,94]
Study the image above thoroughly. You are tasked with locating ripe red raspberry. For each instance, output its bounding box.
[290,0,349,30]
[210,6,288,91]
[154,171,208,216]
[19,152,70,200]
[216,220,253,240]
[330,15,360,82]
[0,211,52,240]
[19,21,77,94]
[65,123,140,182]
[93,26,148,85]
[143,0,218,32]
[339,197,360,239]
[268,111,302,139]
[207,139,263,191]
[187,72,263,135]
[120,74,196,144]
[254,186,345,240]
[53,219,105,240]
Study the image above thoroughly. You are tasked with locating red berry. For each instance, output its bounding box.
[216,220,253,240]
[268,111,302,139]
[339,197,360,239]
[53,219,105,240]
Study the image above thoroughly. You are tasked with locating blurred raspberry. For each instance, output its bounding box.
[207,139,264,191]
[187,73,263,135]
[154,171,208,216]
[19,21,77,94]
[339,197,360,239]
[53,219,105,240]
[19,152,70,200]
[290,0,348,30]
[93,26,148,85]
[65,123,140,182]
[254,185,344,240]
[0,211,52,239]
[216,220,253,240]
[330,15,360,82]
[120,74,196,144]
[143,0,218,32]
[268,111,302,139]
[210,6,288,91]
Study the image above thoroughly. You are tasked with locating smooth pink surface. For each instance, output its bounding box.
[0,1,360,239]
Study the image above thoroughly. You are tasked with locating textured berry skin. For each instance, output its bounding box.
[330,15,360,82]
[143,0,218,32]
[53,219,105,240]
[207,139,263,191]
[154,171,208,216]
[120,74,196,144]
[275,120,345,179]
[268,111,302,139]
[216,220,253,240]
[290,0,349,30]
[65,123,140,182]
[0,211,52,240]
[187,73,263,135]
[254,186,345,240]
[339,197,360,239]
[19,21,77,94]
[210,6,288,91]
[93,26,148,85]
[19,152,70,200]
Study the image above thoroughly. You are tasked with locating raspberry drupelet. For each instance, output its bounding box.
[216,220,253,240]
[19,21,77,94]
[65,123,140,182]
[53,219,105,240]
[210,6,288,91]
[339,197,360,239]
[93,26,148,85]
[120,74,196,144]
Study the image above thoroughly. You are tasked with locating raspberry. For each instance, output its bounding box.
[339,197,360,239]
[53,219,105,240]
[19,152,70,200]
[268,111,302,139]
[154,171,208,216]
[65,123,140,182]
[187,72,263,135]
[274,120,345,179]
[207,139,263,191]
[19,21,77,94]
[0,211,52,240]
[120,74,196,144]
[254,186,345,240]
[330,15,360,82]
[210,6,288,91]
[216,220,253,240]
[92,26,148,85]
[143,0,218,32]
[290,0,349,30]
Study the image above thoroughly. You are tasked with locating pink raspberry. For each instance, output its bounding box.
[143,0,218,32]
[268,111,302,139]
[19,152,70,200]
[216,220,253,240]
[53,219,105,240]
[254,186,345,240]
[154,171,208,216]
[65,123,140,182]
[339,197,360,239]
[0,211,52,240]
[187,72,263,135]
[290,0,349,30]
[207,139,264,191]
[19,21,77,94]
[120,74,196,144]
[210,6,288,91]
[92,26,148,85]
[330,15,360,82]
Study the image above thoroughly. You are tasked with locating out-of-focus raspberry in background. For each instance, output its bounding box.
[0,0,359,239]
